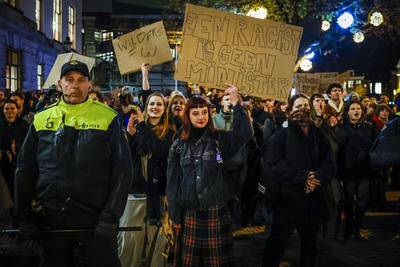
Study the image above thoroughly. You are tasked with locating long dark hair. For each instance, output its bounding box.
[180,95,216,141]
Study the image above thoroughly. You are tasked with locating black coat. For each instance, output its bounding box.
[0,118,29,194]
[339,120,378,180]
[129,122,174,196]
[265,122,336,223]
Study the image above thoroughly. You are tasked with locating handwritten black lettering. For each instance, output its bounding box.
[212,17,229,43]
[230,48,244,67]
[185,13,198,35]
[185,60,208,82]
[250,24,266,48]
[233,18,249,46]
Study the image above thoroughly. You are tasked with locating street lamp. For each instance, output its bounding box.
[246,7,268,19]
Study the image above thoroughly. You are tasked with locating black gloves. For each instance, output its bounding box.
[94,220,117,240]
[15,210,41,241]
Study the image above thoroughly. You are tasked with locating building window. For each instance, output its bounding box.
[94,31,113,41]
[5,49,20,92]
[35,0,42,31]
[4,0,16,8]
[68,5,76,49]
[96,52,114,62]
[53,0,62,41]
[37,64,44,90]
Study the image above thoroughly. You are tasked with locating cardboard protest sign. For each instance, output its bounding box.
[175,4,303,100]
[295,73,321,95]
[338,70,353,83]
[318,72,339,93]
[44,53,96,88]
[112,21,172,75]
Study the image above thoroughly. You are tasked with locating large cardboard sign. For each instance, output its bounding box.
[175,4,303,100]
[319,72,339,93]
[112,21,172,75]
[295,73,321,95]
[43,53,96,88]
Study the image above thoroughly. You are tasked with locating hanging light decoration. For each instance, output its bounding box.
[246,7,268,19]
[299,58,313,71]
[305,51,315,59]
[353,31,365,43]
[321,20,331,31]
[369,11,384,26]
[337,12,354,29]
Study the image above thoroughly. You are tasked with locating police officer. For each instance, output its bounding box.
[14,60,133,267]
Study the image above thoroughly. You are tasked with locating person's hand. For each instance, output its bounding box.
[11,140,16,155]
[127,113,137,136]
[173,223,182,235]
[141,63,151,77]
[6,151,13,163]
[224,84,240,107]
[305,171,321,193]
[94,221,117,241]
[136,107,144,123]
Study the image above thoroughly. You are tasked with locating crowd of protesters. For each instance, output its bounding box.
[0,60,400,267]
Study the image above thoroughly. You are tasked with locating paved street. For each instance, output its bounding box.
[1,192,400,267]
[233,192,400,267]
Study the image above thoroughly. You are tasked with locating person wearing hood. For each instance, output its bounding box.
[262,93,336,267]
[338,99,378,241]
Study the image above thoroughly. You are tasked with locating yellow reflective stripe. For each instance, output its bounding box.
[34,100,116,131]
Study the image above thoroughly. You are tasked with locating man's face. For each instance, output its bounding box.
[10,95,24,113]
[380,95,389,104]
[3,103,18,122]
[171,96,185,117]
[58,71,91,104]
[329,87,343,101]
[0,91,5,101]
[361,97,370,108]
[189,106,209,129]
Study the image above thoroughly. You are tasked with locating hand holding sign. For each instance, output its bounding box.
[141,63,151,77]
[224,84,240,107]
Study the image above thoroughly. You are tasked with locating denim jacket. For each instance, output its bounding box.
[166,105,252,223]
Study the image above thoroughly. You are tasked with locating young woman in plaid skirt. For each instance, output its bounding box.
[166,85,252,267]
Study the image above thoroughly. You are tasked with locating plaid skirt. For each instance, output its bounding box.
[173,205,233,267]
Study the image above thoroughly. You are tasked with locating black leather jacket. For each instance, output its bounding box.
[166,105,252,223]
[15,99,133,226]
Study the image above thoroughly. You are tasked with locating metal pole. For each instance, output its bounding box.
[1,226,142,234]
